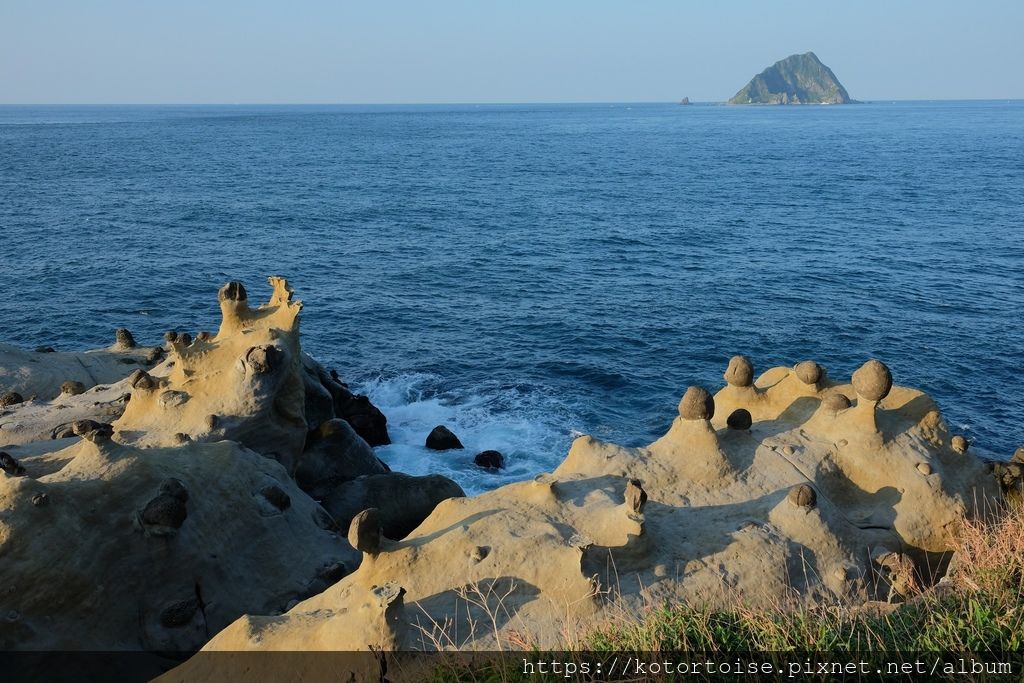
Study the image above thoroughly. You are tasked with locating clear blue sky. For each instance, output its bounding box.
[2,0,1021,103]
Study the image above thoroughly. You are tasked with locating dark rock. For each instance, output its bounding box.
[951,435,969,454]
[678,386,714,420]
[61,381,86,396]
[258,484,291,511]
[177,333,193,347]
[163,331,178,344]
[726,408,753,430]
[317,562,347,586]
[205,414,218,430]
[195,331,212,342]
[347,508,383,554]
[142,493,188,529]
[34,346,55,353]
[31,492,49,507]
[426,425,463,451]
[144,347,164,364]
[295,419,387,499]
[0,392,24,408]
[624,479,647,514]
[473,450,504,470]
[312,507,339,532]
[159,598,199,628]
[331,392,389,446]
[1014,447,1024,464]
[1,452,27,477]
[159,478,189,502]
[324,472,465,541]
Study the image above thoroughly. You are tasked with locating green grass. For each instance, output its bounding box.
[586,503,1024,652]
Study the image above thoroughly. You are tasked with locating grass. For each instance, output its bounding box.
[586,501,1024,652]
[423,501,1024,681]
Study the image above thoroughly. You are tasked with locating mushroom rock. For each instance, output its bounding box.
[172,356,999,660]
[678,386,715,421]
[0,437,358,651]
[347,508,385,555]
[848,359,894,435]
[724,355,754,388]
[852,359,893,403]
[643,386,735,483]
[113,328,137,350]
[793,360,824,388]
[113,277,310,470]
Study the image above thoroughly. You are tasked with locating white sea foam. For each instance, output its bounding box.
[356,373,576,495]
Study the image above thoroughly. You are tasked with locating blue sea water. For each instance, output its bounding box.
[1,101,1022,493]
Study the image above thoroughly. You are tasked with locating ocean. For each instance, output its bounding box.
[1,101,1021,493]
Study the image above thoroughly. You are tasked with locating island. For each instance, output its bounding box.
[729,51,854,105]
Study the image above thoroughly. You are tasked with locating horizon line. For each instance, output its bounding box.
[2,98,1023,107]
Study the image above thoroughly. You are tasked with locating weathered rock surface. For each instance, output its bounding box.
[0,278,455,655]
[0,337,160,401]
[0,437,356,651]
[176,357,1001,659]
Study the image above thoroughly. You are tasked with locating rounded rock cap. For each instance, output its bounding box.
[951,435,969,454]
[788,484,817,509]
[348,508,383,554]
[724,356,754,387]
[218,281,248,302]
[678,386,714,421]
[851,359,893,402]
[794,360,823,385]
[821,392,852,413]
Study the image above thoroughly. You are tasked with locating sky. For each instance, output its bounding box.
[1,1,1022,104]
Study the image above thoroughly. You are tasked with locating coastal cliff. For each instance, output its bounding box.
[729,51,853,104]
[1,280,1020,669]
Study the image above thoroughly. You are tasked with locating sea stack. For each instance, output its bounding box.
[729,51,853,104]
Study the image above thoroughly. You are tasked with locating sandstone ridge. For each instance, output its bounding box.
[167,353,1014,676]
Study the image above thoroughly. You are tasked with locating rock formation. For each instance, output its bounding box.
[168,355,1006,664]
[0,278,460,651]
[729,51,853,105]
